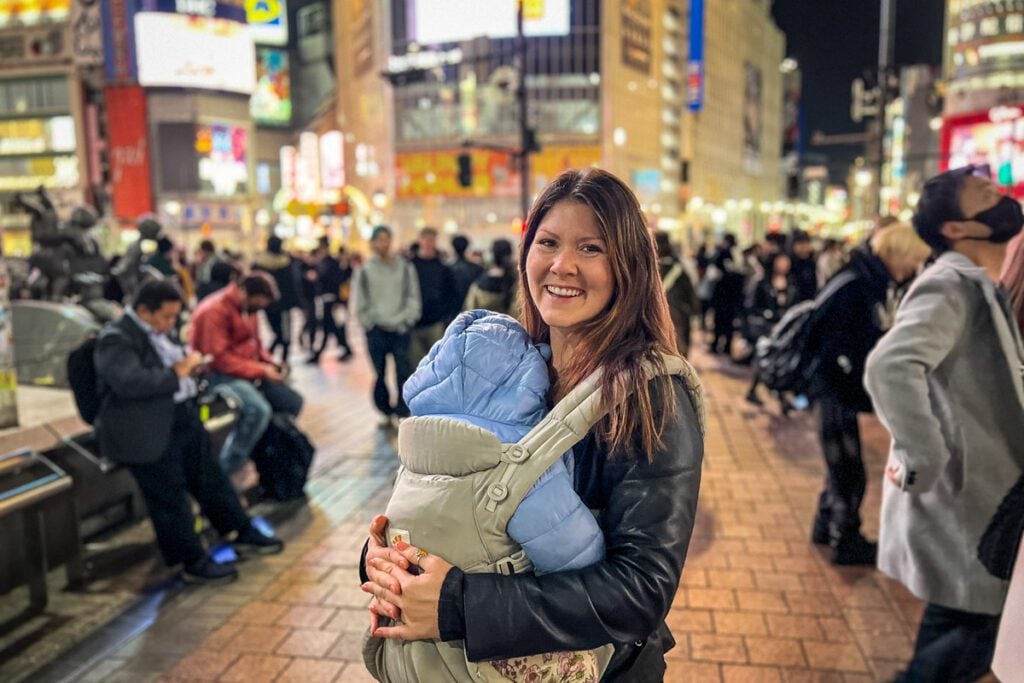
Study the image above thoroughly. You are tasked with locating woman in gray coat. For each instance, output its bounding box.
[864,166,1024,681]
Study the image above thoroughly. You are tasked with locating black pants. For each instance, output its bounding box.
[366,328,412,417]
[896,603,999,682]
[711,305,737,354]
[265,305,294,361]
[314,299,350,355]
[127,402,251,567]
[815,393,865,543]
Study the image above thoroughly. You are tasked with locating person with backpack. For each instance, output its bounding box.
[865,167,1024,681]
[802,222,930,565]
[655,231,699,356]
[744,251,798,411]
[190,272,303,474]
[360,168,705,681]
[464,238,518,316]
[353,226,421,428]
[708,233,745,356]
[90,280,283,584]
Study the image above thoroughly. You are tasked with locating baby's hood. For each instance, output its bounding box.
[403,310,551,433]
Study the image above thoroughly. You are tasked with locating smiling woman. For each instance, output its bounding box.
[360,167,706,683]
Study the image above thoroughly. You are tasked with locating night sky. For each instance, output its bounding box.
[771,0,946,176]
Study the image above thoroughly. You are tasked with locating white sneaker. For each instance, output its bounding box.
[377,414,393,429]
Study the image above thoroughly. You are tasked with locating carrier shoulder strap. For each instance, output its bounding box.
[662,262,685,293]
[482,353,705,518]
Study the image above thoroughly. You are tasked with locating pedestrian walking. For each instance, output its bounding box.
[805,223,931,565]
[655,231,699,355]
[410,227,458,366]
[253,236,304,364]
[448,234,484,317]
[353,226,421,428]
[464,238,518,316]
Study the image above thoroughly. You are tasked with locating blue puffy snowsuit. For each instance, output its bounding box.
[402,310,605,574]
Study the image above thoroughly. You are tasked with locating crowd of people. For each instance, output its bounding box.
[75,163,1024,681]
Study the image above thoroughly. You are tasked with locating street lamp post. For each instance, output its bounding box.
[516,0,531,221]
[876,0,897,215]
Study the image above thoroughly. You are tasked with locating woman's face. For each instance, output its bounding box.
[773,254,791,276]
[526,201,614,341]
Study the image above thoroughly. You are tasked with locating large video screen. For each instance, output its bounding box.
[135,12,256,95]
[410,0,569,44]
[251,47,291,125]
[948,114,1024,198]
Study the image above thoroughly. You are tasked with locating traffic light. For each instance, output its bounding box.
[457,153,472,188]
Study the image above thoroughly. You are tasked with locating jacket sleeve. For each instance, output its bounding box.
[864,275,967,491]
[506,457,606,574]
[95,331,180,400]
[403,262,423,329]
[191,307,267,381]
[353,268,372,330]
[460,380,703,660]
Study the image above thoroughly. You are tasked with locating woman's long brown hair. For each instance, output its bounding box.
[518,168,681,460]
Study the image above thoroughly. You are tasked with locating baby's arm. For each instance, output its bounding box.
[507,456,606,574]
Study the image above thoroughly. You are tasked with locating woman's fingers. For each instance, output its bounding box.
[361,581,402,608]
[365,560,401,594]
[373,623,408,639]
[369,515,389,547]
[366,545,410,570]
[369,595,400,622]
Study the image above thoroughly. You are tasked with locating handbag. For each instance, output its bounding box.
[979,473,1024,580]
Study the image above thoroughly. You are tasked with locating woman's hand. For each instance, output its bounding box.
[365,515,410,629]
[362,541,453,641]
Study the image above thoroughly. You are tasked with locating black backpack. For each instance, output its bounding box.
[250,413,315,501]
[66,336,103,424]
[754,270,856,394]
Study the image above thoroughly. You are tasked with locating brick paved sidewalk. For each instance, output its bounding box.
[53,345,987,683]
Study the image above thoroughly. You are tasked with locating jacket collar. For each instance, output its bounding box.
[933,250,1024,408]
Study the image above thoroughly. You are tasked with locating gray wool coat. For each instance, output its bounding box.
[865,251,1024,615]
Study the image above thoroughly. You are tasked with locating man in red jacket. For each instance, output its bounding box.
[191,272,303,473]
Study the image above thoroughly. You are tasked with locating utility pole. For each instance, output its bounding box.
[516,0,531,221]
[876,0,897,215]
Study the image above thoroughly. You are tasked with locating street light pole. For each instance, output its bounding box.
[876,0,896,215]
[516,0,531,221]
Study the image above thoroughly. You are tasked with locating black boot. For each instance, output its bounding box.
[811,513,830,545]
[831,533,877,566]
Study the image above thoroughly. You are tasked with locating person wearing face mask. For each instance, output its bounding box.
[802,223,932,565]
[190,272,304,474]
[864,166,1024,682]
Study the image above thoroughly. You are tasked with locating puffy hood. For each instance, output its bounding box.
[403,310,551,442]
[254,252,291,271]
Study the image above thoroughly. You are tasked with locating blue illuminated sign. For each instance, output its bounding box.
[687,0,704,112]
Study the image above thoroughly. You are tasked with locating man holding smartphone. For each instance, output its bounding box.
[94,280,283,584]
[190,272,303,474]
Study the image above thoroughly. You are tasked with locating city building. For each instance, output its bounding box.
[0,1,101,256]
[680,0,786,245]
[378,0,787,247]
[941,0,1024,198]
[881,65,943,218]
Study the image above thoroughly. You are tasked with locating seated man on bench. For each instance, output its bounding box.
[190,272,303,475]
[94,279,284,585]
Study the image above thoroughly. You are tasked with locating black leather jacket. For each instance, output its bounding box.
[436,377,704,681]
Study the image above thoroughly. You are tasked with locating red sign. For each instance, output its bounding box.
[106,86,153,220]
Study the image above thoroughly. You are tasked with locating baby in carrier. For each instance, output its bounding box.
[364,310,609,682]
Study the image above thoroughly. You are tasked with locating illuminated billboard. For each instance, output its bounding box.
[409,0,569,44]
[251,47,291,125]
[943,106,1024,198]
[196,122,248,196]
[0,0,70,27]
[134,12,256,94]
[246,0,288,45]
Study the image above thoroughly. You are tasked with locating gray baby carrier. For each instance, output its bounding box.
[363,353,704,682]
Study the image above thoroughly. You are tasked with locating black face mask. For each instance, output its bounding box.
[968,195,1024,244]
